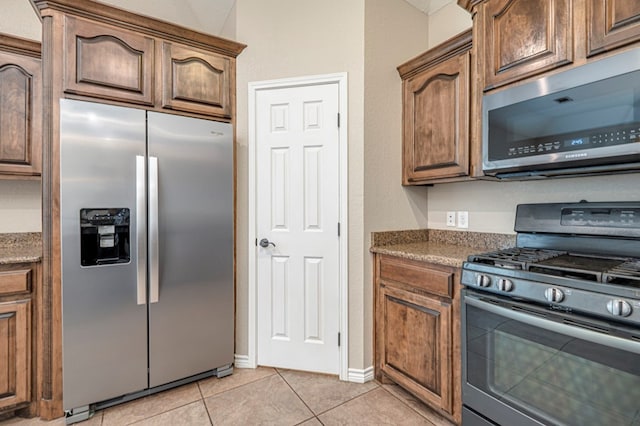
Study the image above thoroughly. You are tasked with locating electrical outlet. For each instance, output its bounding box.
[446,211,456,227]
[457,211,469,229]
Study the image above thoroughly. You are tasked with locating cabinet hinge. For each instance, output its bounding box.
[338,332,341,347]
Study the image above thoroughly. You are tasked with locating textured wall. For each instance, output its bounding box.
[363,0,430,370]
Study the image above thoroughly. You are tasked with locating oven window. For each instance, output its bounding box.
[465,303,640,426]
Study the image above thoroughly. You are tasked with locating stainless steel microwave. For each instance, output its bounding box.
[483,47,640,179]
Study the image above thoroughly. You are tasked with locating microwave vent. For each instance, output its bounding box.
[554,96,574,104]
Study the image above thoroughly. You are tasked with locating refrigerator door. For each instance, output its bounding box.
[147,112,234,387]
[60,99,148,409]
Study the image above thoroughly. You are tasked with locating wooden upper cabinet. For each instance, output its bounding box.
[0,36,41,176]
[398,30,472,185]
[161,42,231,118]
[481,0,573,90]
[64,16,155,106]
[587,0,640,57]
[36,0,245,121]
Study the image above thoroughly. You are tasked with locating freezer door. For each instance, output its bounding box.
[147,112,234,387]
[60,99,148,410]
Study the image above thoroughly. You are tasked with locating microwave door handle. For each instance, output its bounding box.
[149,156,160,304]
[136,155,147,305]
[465,295,640,355]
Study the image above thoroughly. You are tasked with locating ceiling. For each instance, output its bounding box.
[404,0,455,15]
[98,0,236,36]
[99,0,454,36]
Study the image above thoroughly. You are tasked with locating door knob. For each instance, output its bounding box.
[259,238,276,248]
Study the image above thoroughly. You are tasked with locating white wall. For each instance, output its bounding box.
[0,0,42,232]
[426,6,640,234]
[0,0,41,41]
[428,175,640,233]
[427,1,471,47]
[0,180,41,232]
[363,0,429,368]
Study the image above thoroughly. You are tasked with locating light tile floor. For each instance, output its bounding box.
[4,367,456,425]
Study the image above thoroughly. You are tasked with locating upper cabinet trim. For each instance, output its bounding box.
[32,0,246,58]
[0,34,41,58]
[397,29,472,79]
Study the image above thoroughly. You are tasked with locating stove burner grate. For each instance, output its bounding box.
[468,248,565,269]
[605,260,640,288]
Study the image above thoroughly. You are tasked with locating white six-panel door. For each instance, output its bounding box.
[256,82,340,374]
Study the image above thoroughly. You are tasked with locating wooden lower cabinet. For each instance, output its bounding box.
[0,300,31,412]
[0,262,39,418]
[375,254,461,424]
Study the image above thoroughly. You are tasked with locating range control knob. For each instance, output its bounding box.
[497,278,514,292]
[544,287,565,303]
[606,299,632,317]
[475,274,491,287]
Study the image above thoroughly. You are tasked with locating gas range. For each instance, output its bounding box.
[461,201,640,327]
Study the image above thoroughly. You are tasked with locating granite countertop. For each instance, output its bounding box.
[0,233,43,264]
[370,229,515,268]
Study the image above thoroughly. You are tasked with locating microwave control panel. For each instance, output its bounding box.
[503,123,640,159]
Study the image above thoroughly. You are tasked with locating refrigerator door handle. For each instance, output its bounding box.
[136,155,147,305]
[149,156,160,304]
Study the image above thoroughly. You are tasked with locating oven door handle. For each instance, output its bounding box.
[465,295,640,355]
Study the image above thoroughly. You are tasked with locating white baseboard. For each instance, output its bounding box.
[233,354,255,369]
[347,366,374,383]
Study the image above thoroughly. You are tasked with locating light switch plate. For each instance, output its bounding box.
[457,211,469,229]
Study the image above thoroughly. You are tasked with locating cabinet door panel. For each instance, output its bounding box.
[161,42,231,118]
[483,0,572,90]
[379,285,452,414]
[403,53,470,183]
[588,0,640,56]
[64,16,154,105]
[0,301,30,410]
[0,51,41,176]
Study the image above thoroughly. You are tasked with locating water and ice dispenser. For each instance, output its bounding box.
[80,208,130,266]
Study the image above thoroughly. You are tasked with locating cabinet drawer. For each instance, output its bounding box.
[379,256,453,298]
[0,267,32,296]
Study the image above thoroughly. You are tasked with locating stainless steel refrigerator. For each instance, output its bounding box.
[60,99,234,419]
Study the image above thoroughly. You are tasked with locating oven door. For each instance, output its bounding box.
[462,289,640,426]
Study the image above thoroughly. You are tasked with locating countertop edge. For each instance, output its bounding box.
[370,229,516,268]
[0,232,43,265]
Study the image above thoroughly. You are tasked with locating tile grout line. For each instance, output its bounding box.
[275,368,385,423]
[377,385,438,426]
[197,379,215,426]
[275,368,321,424]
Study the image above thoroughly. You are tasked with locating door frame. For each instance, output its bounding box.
[246,73,348,380]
